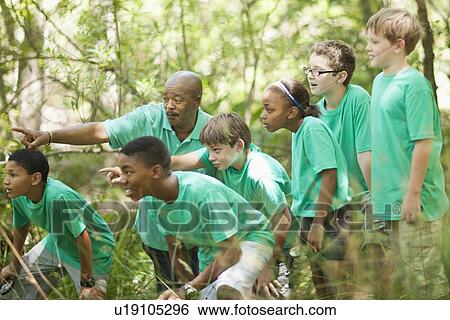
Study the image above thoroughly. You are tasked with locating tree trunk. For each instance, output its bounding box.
[415,0,437,98]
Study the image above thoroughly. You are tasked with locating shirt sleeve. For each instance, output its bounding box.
[255,177,288,218]
[405,89,435,141]
[103,105,160,149]
[304,125,338,174]
[353,91,372,153]
[12,200,30,229]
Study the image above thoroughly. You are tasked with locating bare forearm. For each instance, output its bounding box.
[52,122,108,145]
[313,169,337,225]
[11,223,30,269]
[76,230,94,280]
[357,151,372,190]
[407,139,432,195]
[271,208,291,260]
[190,249,241,290]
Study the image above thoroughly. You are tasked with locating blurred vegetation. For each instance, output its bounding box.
[1,0,449,299]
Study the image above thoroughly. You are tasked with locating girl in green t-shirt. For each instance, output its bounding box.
[260,78,352,299]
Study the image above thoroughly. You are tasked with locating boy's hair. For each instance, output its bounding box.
[8,149,49,182]
[310,40,356,86]
[266,78,320,118]
[366,8,422,55]
[121,136,171,174]
[200,112,252,149]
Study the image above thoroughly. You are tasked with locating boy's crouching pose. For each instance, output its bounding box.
[1,149,115,299]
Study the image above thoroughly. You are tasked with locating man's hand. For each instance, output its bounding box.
[0,264,18,282]
[401,191,421,223]
[157,288,183,300]
[256,263,281,299]
[79,286,105,300]
[307,223,325,252]
[98,167,123,186]
[12,127,50,150]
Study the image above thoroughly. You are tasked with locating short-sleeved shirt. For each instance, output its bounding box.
[12,178,115,275]
[156,171,275,272]
[371,68,449,221]
[103,103,211,250]
[318,84,371,195]
[291,116,352,218]
[196,148,295,248]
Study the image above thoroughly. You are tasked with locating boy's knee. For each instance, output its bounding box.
[216,285,243,300]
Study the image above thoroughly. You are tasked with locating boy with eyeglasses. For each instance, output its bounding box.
[304,40,376,298]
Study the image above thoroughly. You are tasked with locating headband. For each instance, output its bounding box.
[276,81,306,111]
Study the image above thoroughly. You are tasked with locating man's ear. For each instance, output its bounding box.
[194,95,201,108]
[151,164,165,179]
[31,172,42,186]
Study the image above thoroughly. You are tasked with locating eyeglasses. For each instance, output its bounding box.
[303,67,341,77]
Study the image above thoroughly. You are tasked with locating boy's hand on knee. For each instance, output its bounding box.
[158,289,181,300]
[1,264,18,282]
[401,192,421,223]
[257,264,279,299]
[307,224,325,252]
[79,286,105,300]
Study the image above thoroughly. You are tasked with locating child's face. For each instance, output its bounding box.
[260,89,291,132]
[366,30,396,69]
[306,53,341,96]
[117,154,156,201]
[3,161,33,199]
[206,143,242,171]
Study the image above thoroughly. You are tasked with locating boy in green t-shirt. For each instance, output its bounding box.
[101,136,274,300]
[306,40,371,196]
[366,8,449,299]
[1,149,115,299]
[260,78,353,299]
[170,112,294,298]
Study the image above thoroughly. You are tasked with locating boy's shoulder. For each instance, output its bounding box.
[346,84,370,100]
[44,178,83,201]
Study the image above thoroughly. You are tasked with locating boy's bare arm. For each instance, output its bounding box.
[76,229,94,281]
[170,151,205,171]
[308,168,337,251]
[9,222,31,273]
[189,236,241,291]
[357,151,372,190]
[12,122,109,149]
[402,138,432,223]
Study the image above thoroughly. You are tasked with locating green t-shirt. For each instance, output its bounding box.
[197,148,295,248]
[291,116,352,218]
[12,178,115,275]
[318,84,371,195]
[371,68,449,221]
[156,171,274,272]
[104,103,211,250]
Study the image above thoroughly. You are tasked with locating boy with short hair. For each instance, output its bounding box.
[171,112,294,298]
[366,7,449,299]
[306,39,371,196]
[103,136,274,300]
[1,149,115,299]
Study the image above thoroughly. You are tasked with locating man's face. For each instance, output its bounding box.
[163,79,200,129]
[307,53,340,96]
[366,30,396,69]
[118,154,156,202]
[260,89,291,133]
[206,143,240,171]
[3,161,34,199]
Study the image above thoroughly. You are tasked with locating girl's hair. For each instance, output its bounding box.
[267,78,320,118]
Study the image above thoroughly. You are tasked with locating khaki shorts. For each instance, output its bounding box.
[363,217,449,299]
